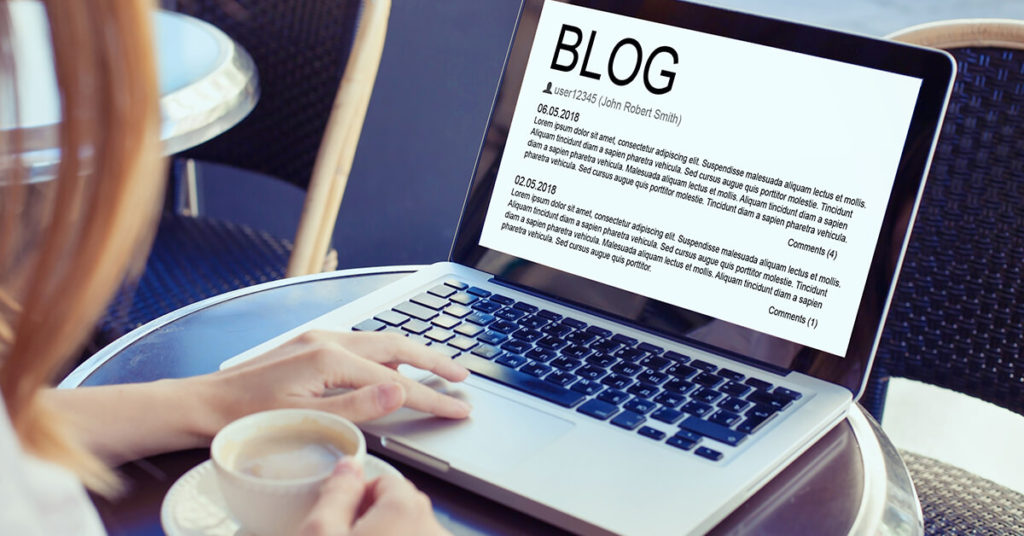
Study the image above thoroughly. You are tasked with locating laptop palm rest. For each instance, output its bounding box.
[368,376,574,474]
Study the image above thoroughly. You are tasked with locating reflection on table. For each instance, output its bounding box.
[62,267,923,536]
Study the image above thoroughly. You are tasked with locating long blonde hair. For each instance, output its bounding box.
[0,0,164,492]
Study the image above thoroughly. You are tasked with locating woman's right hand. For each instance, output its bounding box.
[298,459,451,536]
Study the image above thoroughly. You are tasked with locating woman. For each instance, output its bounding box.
[0,1,468,534]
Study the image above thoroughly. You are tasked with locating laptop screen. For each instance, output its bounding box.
[452,0,954,395]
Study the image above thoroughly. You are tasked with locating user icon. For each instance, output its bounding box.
[543,81,553,94]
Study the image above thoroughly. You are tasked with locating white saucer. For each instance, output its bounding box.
[161,456,402,536]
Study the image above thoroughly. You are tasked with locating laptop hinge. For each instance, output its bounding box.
[487,277,791,377]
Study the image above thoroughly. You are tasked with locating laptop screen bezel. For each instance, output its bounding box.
[449,0,955,396]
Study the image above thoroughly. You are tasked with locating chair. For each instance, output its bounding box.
[95,0,390,345]
[860,19,1024,534]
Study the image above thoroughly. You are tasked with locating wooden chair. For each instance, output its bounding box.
[861,19,1024,534]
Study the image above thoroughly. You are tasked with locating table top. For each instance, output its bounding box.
[62,267,923,536]
[4,1,257,180]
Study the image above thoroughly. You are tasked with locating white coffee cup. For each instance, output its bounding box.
[210,408,367,536]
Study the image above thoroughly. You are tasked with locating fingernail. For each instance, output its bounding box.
[333,458,358,476]
[456,399,473,414]
[376,382,404,410]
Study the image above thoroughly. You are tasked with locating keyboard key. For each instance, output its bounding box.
[585,353,616,368]
[432,345,461,359]
[511,328,543,342]
[720,381,752,397]
[456,355,585,408]
[501,340,532,355]
[627,382,659,400]
[695,447,723,461]
[454,323,484,337]
[690,360,717,372]
[526,348,558,362]
[570,379,604,395]
[664,379,696,395]
[746,404,776,420]
[550,357,583,371]
[737,413,775,434]
[694,372,725,388]
[639,355,672,371]
[708,410,741,427]
[432,315,461,330]
[513,302,539,313]
[614,347,645,362]
[746,390,793,411]
[718,397,751,414]
[428,284,457,298]
[562,317,587,330]
[477,331,508,346]
[536,336,569,350]
[611,411,646,430]
[545,370,576,387]
[745,377,773,391]
[667,364,699,380]
[450,292,480,306]
[520,362,551,378]
[612,362,644,376]
[382,326,407,336]
[425,328,454,343]
[637,370,669,385]
[490,293,515,305]
[652,407,685,424]
[679,416,747,446]
[577,399,619,420]
[495,353,528,368]
[718,368,745,381]
[576,365,607,381]
[448,336,478,352]
[664,350,690,363]
[637,342,664,355]
[773,387,803,401]
[518,316,550,330]
[586,326,613,338]
[542,323,573,337]
[471,300,502,314]
[611,334,638,346]
[471,345,502,359]
[353,319,385,332]
[597,388,629,405]
[443,279,468,290]
[638,426,666,440]
[667,434,699,451]
[624,398,658,415]
[466,286,491,297]
[601,374,634,390]
[561,344,592,359]
[374,310,409,326]
[394,301,438,321]
[489,320,519,334]
[465,312,496,326]
[443,304,473,318]
[654,392,686,408]
[692,387,724,404]
[682,400,714,417]
[412,293,449,310]
[567,331,598,345]
[495,308,527,321]
[537,309,562,321]
[401,319,432,335]
[591,339,622,354]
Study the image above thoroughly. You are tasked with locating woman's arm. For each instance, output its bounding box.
[45,331,471,465]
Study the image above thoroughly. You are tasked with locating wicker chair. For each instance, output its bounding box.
[95,0,390,345]
[861,19,1024,534]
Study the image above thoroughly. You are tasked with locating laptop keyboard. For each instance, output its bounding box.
[353,279,803,462]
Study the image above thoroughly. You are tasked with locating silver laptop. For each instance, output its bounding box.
[223,1,955,533]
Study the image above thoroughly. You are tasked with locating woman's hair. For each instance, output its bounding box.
[0,0,164,492]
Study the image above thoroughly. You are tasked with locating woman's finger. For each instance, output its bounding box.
[311,383,407,422]
[351,475,447,536]
[297,459,365,536]
[312,331,470,382]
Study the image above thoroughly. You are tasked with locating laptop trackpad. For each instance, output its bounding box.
[373,377,574,474]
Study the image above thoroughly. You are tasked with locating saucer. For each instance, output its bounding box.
[161,456,402,536]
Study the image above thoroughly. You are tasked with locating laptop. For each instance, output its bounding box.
[222,1,954,533]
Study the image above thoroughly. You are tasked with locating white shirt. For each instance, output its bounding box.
[0,391,107,536]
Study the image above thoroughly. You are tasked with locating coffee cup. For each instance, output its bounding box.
[210,408,367,536]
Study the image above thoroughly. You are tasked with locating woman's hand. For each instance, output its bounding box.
[298,459,450,536]
[203,330,472,430]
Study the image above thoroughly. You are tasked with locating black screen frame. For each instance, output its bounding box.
[449,0,955,396]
